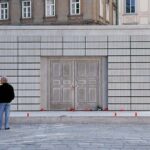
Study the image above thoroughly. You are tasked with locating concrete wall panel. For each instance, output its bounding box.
[108,49,130,55]
[108,104,130,110]
[41,50,63,56]
[86,50,107,56]
[109,97,131,103]
[109,83,130,89]
[108,63,130,69]
[108,76,130,83]
[108,90,130,96]
[63,49,85,56]
[109,42,130,49]
[131,63,150,69]
[108,70,130,76]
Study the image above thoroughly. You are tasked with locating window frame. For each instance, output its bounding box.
[0,2,9,20]
[70,0,80,15]
[45,0,55,17]
[125,0,136,14]
[22,0,32,19]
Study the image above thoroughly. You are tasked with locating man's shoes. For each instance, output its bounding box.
[5,128,10,130]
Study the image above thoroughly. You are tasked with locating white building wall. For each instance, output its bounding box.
[0,26,150,111]
[119,0,150,25]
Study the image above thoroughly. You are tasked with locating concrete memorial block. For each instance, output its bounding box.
[132,83,150,89]
[86,36,107,42]
[18,70,40,76]
[131,70,150,76]
[0,50,17,56]
[64,43,85,49]
[108,35,130,42]
[0,36,17,42]
[5,77,18,83]
[18,36,41,42]
[18,90,40,97]
[108,70,130,76]
[131,35,150,41]
[131,56,150,62]
[41,43,62,49]
[11,105,17,111]
[132,90,150,96]
[108,90,130,97]
[0,43,17,49]
[132,49,150,55]
[132,76,150,82]
[41,50,63,56]
[131,63,150,69]
[0,70,17,76]
[18,64,40,69]
[0,64,17,69]
[108,42,130,49]
[18,83,40,90]
[108,104,130,110]
[18,98,40,104]
[108,49,130,55]
[18,105,40,111]
[41,36,62,42]
[18,43,40,49]
[63,36,85,42]
[86,42,107,49]
[131,104,150,111]
[0,57,17,63]
[108,56,130,62]
[0,26,150,110]
[63,49,85,56]
[108,83,130,89]
[19,49,40,56]
[109,97,131,104]
[108,76,130,83]
[132,97,150,103]
[131,42,150,48]
[18,57,40,63]
[108,63,130,69]
[18,77,40,83]
[86,50,107,56]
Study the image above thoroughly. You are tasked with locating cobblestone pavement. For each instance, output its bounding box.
[0,123,150,150]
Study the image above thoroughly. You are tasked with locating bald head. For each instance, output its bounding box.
[1,77,7,84]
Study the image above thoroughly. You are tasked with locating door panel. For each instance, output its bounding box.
[77,87,86,102]
[50,60,74,110]
[75,60,99,110]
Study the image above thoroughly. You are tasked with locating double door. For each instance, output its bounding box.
[49,59,100,110]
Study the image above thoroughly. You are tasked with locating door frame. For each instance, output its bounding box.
[40,56,108,111]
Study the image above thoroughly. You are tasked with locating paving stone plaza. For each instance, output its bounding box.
[0,122,150,150]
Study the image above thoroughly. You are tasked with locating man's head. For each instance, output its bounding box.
[1,76,8,84]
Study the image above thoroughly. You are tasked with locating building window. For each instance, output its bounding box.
[70,0,80,15]
[45,0,55,16]
[22,0,31,18]
[0,2,8,20]
[126,0,135,13]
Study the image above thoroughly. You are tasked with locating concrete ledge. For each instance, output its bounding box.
[9,116,150,124]
[9,111,150,124]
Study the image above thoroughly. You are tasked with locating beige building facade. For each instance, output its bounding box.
[0,0,117,25]
[119,0,150,25]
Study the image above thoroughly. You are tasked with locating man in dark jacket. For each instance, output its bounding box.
[0,77,15,130]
